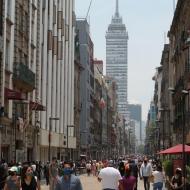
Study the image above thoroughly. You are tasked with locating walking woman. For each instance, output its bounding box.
[3,167,20,190]
[152,165,165,190]
[21,165,40,190]
[169,168,184,190]
[119,164,136,190]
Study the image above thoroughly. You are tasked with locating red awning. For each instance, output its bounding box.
[159,144,190,154]
[4,88,26,100]
[30,101,46,111]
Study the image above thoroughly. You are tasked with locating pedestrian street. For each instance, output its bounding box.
[40,174,164,190]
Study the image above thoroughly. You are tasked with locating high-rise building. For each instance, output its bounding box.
[128,104,142,143]
[76,19,94,157]
[106,0,128,119]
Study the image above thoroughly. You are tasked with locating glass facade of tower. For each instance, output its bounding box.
[106,7,128,119]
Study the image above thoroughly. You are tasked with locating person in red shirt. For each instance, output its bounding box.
[119,164,136,190]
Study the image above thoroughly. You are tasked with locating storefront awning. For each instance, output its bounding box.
[30,101,46,111]
[4,88,26,100]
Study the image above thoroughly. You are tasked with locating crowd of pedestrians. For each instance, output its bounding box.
[0,156,187,190]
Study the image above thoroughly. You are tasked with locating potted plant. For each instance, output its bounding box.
[163,160,173,190]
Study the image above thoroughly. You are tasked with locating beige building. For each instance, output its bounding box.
[0,0,76,162]
[0,0,42,162]
[168,0,190,145]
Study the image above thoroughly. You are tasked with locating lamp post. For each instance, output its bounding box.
[48,117,59,162]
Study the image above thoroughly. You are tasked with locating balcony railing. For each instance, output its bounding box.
[13,63,35,91]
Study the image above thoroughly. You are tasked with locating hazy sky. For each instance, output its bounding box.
[75,0,175,120]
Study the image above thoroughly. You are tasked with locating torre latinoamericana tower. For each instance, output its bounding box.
[106,0,129,119]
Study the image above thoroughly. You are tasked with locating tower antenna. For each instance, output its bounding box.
[115,0,119,17]
[173,0,175,13]
[86,0,93,19]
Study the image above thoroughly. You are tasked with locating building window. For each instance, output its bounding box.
[31,47,34,68]
[65,25,69,41]
[24,54,28,66]
[7,0,12,18]
[48,30,53,50]
[57,41,62,60]
[53,3,56,24]
[18,5,23,33]
[61,19,65,36]
[5,40,10,70]
[57,11,62,29]
[53,36,58,55]
[19,49,22,63]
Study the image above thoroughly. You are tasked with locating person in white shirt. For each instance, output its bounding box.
[86,162,91,176]
[98,161,122,190]
[140,158,152,190]
[152,165,165,190]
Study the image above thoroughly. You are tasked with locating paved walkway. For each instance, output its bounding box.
[41,175,165,190]
[80,174,148,190]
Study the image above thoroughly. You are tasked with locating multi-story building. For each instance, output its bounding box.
[128,104,142,144]
[94,60,119,159]
[74,27,83,160]
[106,0,128,120]
[94,76,102,160]
[40,0,75,161]
[0,1,5,159]
[76,19,94,158]
[0,0,42,162]
[168,0,190,145]
[159,44,171,148]
[145,101,157,155]
[105,76,118,157]
[0,0,76,162]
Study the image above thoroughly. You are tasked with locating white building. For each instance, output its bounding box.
[39,0,75,161]
[106,0,129,120]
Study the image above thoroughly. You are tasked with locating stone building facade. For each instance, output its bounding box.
[168,0,190,144]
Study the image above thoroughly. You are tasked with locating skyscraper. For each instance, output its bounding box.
[106,0,128,119]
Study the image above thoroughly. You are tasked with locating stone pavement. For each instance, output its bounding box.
[40,175,162,190]
[80,174,150,190]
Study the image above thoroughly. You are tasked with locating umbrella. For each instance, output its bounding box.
[159,144,190,154]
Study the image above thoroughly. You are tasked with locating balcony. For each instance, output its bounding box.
[13,63,35,91]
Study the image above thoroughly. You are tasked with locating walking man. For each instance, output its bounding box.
[49,157,58,190]
[98,161,122,190]
[55,161,83,190]
[140,158,152,190]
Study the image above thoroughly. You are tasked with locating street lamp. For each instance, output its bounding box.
[48,117,59,162]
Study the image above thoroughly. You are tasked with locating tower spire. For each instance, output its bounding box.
[115,0,119,17]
